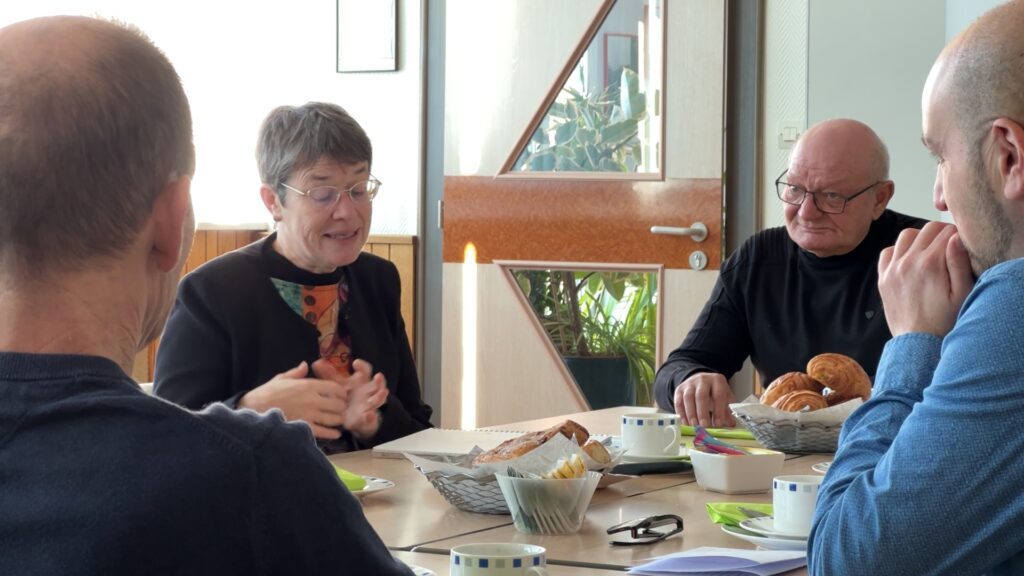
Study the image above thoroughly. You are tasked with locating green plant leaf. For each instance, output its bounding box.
[620,68,646,120]
[554,121,576,145]
[600,119,639,148]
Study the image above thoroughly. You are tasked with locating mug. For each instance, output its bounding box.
[450,543,547,575]
[621,413,680,458]
[772,474,823,536]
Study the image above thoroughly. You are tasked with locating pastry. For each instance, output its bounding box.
[544,454,586,479]
[760,372,825,406]
[806,353,871,402]
[771,390,828,412]
[472,420,590,465]
[581,439,611,464]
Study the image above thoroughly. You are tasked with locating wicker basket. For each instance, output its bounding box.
[736,415,841,454]
[419,469,509,514]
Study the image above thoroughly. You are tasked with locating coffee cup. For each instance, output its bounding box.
[621,413,680,458]
[772,474,822,536]
[450,543,547,576]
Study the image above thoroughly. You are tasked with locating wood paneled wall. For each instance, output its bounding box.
[132,230,417,383]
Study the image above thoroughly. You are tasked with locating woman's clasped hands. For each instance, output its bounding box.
[238,358,389,441]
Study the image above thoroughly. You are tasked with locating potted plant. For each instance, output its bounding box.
[514,269,657,409]
[513,67,648,172]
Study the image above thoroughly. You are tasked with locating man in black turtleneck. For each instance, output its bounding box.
[655,118,928,427]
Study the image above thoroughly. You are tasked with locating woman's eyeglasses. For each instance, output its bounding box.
[606,514,684,546]
[280,176,381,208]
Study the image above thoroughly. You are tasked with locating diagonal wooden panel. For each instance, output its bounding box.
[443,176,721,269]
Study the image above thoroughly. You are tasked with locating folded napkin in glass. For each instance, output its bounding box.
[333,465,368,492]
[680,425,755,441]
[627,546,805,576]
[705,502,773,527]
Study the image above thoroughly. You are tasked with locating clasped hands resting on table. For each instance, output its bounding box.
[239,358,388,440]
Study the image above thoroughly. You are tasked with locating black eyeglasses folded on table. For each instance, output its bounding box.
[606,514,684,546]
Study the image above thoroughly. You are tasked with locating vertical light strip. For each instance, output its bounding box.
[460,243,478,430]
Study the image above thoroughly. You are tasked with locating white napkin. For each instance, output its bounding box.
[730,394,862,426]
[627,546,806,576]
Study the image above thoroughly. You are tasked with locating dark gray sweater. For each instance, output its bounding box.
[0,352,412,575]
[655,210,928,411]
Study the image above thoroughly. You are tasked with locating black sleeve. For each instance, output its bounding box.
[364,262,432,445]
[153,273,237,410]
[653,264,754,412]
[256,422,413,574]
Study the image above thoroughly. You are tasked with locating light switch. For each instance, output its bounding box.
[777,121,804,149]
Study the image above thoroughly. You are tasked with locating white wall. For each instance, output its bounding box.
[0,1,422,234]
[760,0,809,230]
[762,1,965,230]
[807,0,945,223]
[946,0,1008,40]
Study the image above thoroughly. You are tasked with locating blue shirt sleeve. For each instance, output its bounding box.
[808,262,1024,576]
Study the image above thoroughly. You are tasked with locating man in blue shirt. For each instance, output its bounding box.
[809,2,1024,574]
[0,16,411,575]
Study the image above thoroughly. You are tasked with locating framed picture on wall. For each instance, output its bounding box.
[336,0,397,72]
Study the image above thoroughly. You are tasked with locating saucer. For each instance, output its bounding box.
[405,564,436,576]
[812,461,832,474]
[738,517,809,539]
[620,446,689,463]
[353,476,395,499]
[721,525,807,551]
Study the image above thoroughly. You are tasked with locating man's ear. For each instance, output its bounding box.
[990,118,1024,202]
[871,180,895,219]
[150,175,192,273]
[260,184,284,221]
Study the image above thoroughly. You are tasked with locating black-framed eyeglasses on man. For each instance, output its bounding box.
[607,514,684,546]
[280,176,381,208]
[775,169,881,214]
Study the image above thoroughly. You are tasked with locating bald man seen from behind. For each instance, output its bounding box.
[0,16,412,575]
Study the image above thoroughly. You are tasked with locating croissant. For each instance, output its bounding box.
[761,372,825,406]
[806,353,871,402]
[771,390,828,412]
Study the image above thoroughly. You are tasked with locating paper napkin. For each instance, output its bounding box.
[680,425,756,441]
[705,502,773,527]
[627,546,806,576]
[333,465,368,492]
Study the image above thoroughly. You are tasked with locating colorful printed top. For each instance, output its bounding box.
[271,277,353,375]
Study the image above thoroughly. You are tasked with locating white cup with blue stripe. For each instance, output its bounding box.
[772,474,823,537]
[450,543,547,575]
[621,413,680,458]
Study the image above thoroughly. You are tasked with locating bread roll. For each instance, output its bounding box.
[582,439,611,464]
[771,390,828,412]
[761,372,825,406]
[472,420,590,465]
[806,353,871,402]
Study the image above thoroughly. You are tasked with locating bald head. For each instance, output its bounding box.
[790,119,890,183]
[0,16,194,278]
[937,1,1024,141]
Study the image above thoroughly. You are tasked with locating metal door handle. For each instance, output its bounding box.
[650,222,708,242]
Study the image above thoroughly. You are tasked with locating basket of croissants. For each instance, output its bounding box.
[732,353,872,453]
[413,420,615,514]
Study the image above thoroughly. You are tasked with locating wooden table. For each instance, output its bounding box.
[340,406,823,574]
[414,454,829,573]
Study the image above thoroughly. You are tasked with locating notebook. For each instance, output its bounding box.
[371,428,525,459]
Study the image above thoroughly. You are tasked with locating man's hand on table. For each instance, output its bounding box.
[878,221,975,338]
[674,372,736,428]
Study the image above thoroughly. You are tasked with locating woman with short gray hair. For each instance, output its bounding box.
[154,102,432,453]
